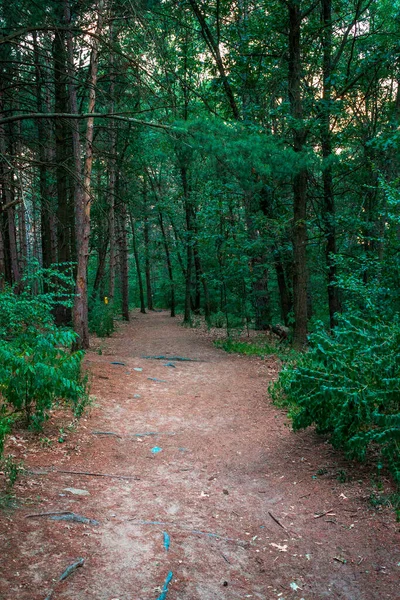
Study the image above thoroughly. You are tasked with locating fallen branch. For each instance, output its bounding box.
[55,469,139,480]
[27,512,99,525]
[142,355,200,362]
[268,511,286,530]
[26,511,73,518]
[44,558,85,600]
[91,431,122,438]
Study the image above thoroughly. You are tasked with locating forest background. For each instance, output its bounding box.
[1,0,400,488]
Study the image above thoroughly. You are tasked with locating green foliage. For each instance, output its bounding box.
[214,338,277,357]
[0,266,88,460]
[369,491,400,519]
[209,312,227,329]
[214,336,298,362]
[89,300,115,337]
[270,314,400,483]
[1,455,24,494]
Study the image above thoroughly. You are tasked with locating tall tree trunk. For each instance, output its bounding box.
[53,14,73,324]
[143,182,154,310]
[129,212,146,314]
[181,166,192,324]
[168,214,186,279]
[0,116,20,286]
[7,205,20,285]
[192,233,202,314]
[72,0,104,348]
[0,224,5,289]
[322,0,341,329]
[245,190,271,330]
[53,26,69,265]
[17,201,27,274]
[108,22,117,302]
[252,254,271,330]
[274,249,292,326]
[118,187,129,321]
[91,237,109,303]
[33,33,53,270]
[288,0,308,347]
[158,210,176,317]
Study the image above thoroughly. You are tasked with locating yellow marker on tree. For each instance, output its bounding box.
[104,297,109,305]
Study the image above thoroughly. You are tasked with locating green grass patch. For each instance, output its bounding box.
[214,337,298,361]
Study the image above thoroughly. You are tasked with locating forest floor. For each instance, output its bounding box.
[0,310,399,600]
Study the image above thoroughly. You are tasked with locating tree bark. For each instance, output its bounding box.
[118,190,129,321]
[181,166,192,324]
[274,249,292,326]
[72,0,104,348]
[288,0,309,347]
[143,181,154,310]
[0,114,20,286]
[91,237,109,303]
[158,210,176,317]
[129,212,146,314]
[33,33,55,270]
[108,22,117,302]
[53,25,70,266]
[322,0,341,329]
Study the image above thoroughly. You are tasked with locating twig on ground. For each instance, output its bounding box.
[314,509,334,519]
[268,511,286,530]
[142,355,200,362]
[26,511,73,518]
[92,431,122,438]
[55,469,139,480]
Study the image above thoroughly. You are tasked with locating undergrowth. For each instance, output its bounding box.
[214,337,298,361]
[89,299,115,337]
[0,263,89,464]
[270,314,400,485]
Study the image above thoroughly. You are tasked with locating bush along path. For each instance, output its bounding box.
[0,311,399,600]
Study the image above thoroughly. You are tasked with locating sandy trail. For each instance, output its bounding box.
[1,311,398,599]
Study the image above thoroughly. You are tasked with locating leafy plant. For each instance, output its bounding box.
[1,455,24,494]
[270,314,400,483]
[89,299,115,337]
[0,265,88,459]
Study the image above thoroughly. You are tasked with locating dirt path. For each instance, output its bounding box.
[1,311,399,600]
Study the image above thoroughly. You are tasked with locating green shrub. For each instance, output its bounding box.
[209,311,226,329]
[89,299,115,337]
[0,264,88,457]
[270,314,400,483]
[1,455,24,494]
